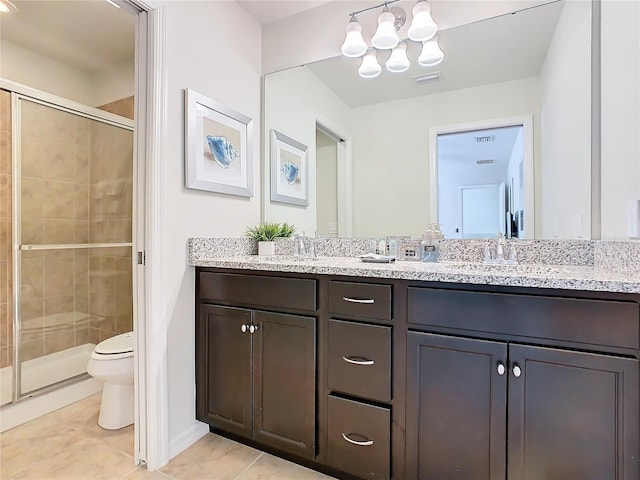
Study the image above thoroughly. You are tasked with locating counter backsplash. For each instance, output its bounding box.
[188,237,640,276]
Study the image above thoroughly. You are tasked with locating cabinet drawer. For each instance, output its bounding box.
[327,396,390,480]
[199,271,316,312]
[408,287,640,350]
[329,281,392,321]
[328,320,391,403]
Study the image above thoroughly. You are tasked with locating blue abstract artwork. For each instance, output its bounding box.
[280,161,300,184]
[206,135,239,168]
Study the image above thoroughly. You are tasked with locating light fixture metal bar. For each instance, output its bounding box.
[349,0,400,18]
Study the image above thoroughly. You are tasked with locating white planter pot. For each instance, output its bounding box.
[258,241,276,256]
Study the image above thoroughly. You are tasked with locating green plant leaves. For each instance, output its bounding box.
[245,222,296,241]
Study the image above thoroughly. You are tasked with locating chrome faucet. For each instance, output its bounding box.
[496,233,507,263]
[483,233,518,265]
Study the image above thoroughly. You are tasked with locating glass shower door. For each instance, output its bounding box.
[14,95,134,399]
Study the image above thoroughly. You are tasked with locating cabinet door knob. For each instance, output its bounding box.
[342,296,375,304]
[342,355,375,366]
[249,325,259,334]
[497,361,506,376]
[512,363,522,378]
[341,432,374,447]
[241,324,248,333]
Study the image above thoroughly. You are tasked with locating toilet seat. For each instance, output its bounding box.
[92,332,134,360]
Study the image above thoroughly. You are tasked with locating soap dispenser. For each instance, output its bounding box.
[421,224,443,262]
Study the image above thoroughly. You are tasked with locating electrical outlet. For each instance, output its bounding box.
[628,200,640,238]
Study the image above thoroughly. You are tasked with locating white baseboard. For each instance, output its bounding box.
[0,377,102,432]
[167,420,209,461]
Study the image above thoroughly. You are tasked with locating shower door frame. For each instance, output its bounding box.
[6,81,135,406]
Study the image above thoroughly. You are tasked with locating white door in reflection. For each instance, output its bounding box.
[460,183,506,238]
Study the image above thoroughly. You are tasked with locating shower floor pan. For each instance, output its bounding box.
[0,343,95,405]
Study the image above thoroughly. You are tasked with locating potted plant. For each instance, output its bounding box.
[245,222,296,256]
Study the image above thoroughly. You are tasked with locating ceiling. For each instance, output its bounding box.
[0,0,328,74]
[237,0,333,25]
[0,0,136,74]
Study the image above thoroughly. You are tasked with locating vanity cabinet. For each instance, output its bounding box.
[194,266,640,480]
[325,280,394,480]
[406,287,640,480]
[196,272,317,459]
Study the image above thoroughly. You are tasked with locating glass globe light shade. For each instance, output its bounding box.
[358,50,382,78]
[371,9,399,50]
[386,42,410,73]
[418,36,444,67]
[341,17,368,58]
[408,1,438,42]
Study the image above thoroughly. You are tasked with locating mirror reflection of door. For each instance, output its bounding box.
[316,129,338,237]
[460,183,506,238]
[437,125,524,239]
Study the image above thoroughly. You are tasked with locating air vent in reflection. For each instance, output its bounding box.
[413,72,440,83]
[476,159,496,165]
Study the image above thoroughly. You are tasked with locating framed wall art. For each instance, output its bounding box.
[270,129,308,206]
[184,88,253,197]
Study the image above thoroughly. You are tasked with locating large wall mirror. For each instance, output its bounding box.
[263,0,595,240]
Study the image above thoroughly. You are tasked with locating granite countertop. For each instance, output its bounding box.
[190,255,640,294]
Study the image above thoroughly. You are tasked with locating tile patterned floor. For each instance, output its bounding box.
[0,394,336,480]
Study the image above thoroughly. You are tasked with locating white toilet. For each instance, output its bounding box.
[87,331,135,430]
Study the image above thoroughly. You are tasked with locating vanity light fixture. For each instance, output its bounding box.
[418,35,444,67]
[386,42,411,73]
[359,49,382,78]
[408,1,438,42]
[371,6,401,50]
[341,14,368,57]
[340,0,444,78]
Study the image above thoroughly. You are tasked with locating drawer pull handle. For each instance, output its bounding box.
[342,355,375,366]
[342,296,375,304]
[341,432,374,447]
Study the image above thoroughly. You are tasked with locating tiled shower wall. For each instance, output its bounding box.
[1,90,13,369]
[89,95,134,343]
[16,97,134,362]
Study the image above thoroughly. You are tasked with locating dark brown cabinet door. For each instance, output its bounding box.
[252,311,316,459]
[197,304,252,439]
[406,332,508,480]
[507,344,639,480]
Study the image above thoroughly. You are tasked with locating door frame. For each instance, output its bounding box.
[429,115,534,239]
[127,0,168,470]
[316,118,352,237]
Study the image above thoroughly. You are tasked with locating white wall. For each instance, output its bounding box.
[601,0,640,239]
[0,40,95,105]
[1,40,135,108]
[539,0,591,239]
[158,0,262,454]
[350,77,541,237]
[263,67,350,234]
[91,59,136,106]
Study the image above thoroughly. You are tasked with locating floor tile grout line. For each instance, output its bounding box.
[233,451,265,480]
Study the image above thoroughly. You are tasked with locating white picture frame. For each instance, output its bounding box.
[184,88,253,197]
[270,129,308,206]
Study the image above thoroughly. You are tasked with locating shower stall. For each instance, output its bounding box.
[0,83,134,409]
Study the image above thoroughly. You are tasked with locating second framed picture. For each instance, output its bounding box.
[270,129,309,206]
